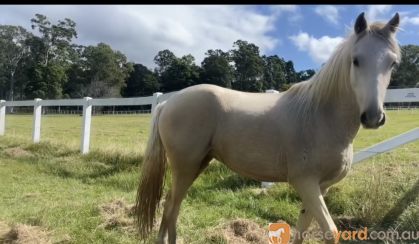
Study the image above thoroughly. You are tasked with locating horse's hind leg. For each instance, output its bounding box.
[157,154,212,244]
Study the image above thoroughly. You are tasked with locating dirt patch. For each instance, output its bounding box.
[99,198,136,233]
[4,147,33,158]
[0,221,51,244]
[334,216,365,230]
[206,218,268,244]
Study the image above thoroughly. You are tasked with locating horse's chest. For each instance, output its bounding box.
[318,145,353,185]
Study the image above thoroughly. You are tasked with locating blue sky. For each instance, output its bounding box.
[258,5,419,71]
[1,5,418,72]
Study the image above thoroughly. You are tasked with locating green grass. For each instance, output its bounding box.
[4,114,151,152]
[0,110,418,243]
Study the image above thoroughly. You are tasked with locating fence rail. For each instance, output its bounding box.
[1,88,418,155]
[0,91,178,154]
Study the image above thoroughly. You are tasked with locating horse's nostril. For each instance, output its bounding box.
[360,112,367,124]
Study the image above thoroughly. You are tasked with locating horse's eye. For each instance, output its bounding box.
[391,61,398,68]
[353,58,359,67]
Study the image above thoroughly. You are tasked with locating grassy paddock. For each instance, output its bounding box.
[0,110,418,243]
[4,114,151,152]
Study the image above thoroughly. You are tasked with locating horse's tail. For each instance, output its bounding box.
[135,101,167,240]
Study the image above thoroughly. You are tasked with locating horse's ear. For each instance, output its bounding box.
[354,12,367,34]
[386,12,400,33]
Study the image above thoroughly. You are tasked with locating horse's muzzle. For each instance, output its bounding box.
[360,111,386,129]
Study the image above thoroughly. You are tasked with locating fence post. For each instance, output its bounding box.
[265,89,279,94]
[81,97,92,154]
[0,100,5,136]
[261,89,280,188]
[32,98,42,143]
[151,92,163,114]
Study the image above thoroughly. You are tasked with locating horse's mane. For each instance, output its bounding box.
[286,22,401,119]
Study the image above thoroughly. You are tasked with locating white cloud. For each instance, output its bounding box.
[395,11,419,31]
[289,32,344,64]
[315,5,340,25]
[0,5,280,68]
[405,16,419,25]
[270,5,299,14]
[366,5,392,21]
[289,12,304,24]
[269,5,302,24]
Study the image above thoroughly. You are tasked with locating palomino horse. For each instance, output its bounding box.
[135,12,401,244]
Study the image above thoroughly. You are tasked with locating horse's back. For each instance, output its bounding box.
[160,84,282,127]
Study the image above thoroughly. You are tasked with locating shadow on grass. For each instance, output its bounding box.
[209,174,260,191]
[49,150,144,181]
[25,142,80,158]
[380,178,419,228]
[194,162,262,191]
[4,141,144,187]
[49,161,137,180]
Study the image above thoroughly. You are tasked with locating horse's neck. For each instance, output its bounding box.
[317,83,361,142]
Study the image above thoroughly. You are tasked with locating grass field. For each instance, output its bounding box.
[0,110,418,243]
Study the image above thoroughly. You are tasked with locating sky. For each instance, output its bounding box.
[1,5,418,72]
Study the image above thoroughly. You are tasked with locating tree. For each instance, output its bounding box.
[12,14,80,100]
[230,40,264,92]
[24,63,67,99]
[390,45,419,88]
[284,60,298,84]
[62,62,89,98]
[200,49,234,88]
[62,44,87,98]
[82,43,133,98]
[262,55,287,90]
[297,69,316,82]
[154,49,177,75]
[0,25,32,101]
[156,52,201,92]
[122,63,160,97]
[30,14,77,66]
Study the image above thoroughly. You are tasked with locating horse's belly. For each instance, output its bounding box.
[213,147,288,182]
[212,115,288,182]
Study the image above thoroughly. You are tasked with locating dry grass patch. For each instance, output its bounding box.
[0,221,51,244]
[206,218,268,244]
[99,198,136,233]
[4,147,33,158]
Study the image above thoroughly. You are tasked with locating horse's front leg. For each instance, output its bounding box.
[291,179,339,244]
[292,186,331,244]
[292,205,313,244]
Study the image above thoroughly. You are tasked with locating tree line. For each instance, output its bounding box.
[0,14,418,102]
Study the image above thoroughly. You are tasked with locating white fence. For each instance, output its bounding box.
[1,88,419,156]
[0,91,177,154]
[353,127,419,164]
